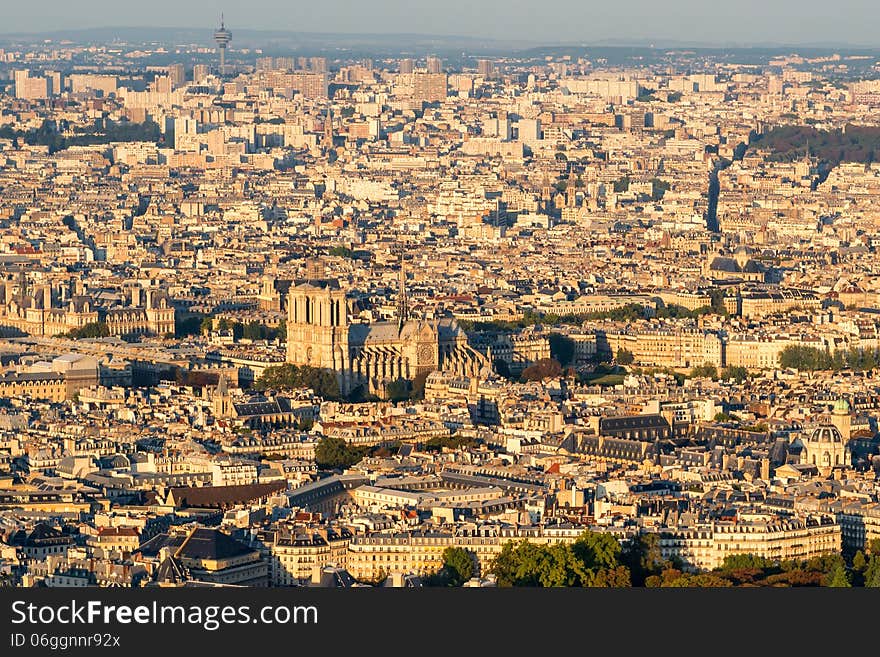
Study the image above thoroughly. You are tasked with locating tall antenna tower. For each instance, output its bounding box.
[214,14,232,75]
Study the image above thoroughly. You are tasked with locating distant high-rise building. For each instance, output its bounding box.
[168,63,186,88]
[310,57,327,74]
[14,70,48,100]
[173,117,198,151]
[477,59,495,78]
[256,56,275,72]
[192,64,210,83]
[213,14,232,74]
[290,73,328,99]
[68,74,117,96]
[153,76,172,94]
[413,73,447,103]
[399,58,414,75]
[426,56,443,74]
[518,118,541,145]
[275,57,294,71]
[44,71,61,96]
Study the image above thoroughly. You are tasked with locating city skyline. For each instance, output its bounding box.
[4,2,880,597]
[1,0,880,48]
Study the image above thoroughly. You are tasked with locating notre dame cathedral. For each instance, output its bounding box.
[285,272,487,398]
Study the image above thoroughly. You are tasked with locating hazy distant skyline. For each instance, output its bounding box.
[2,0,879,47]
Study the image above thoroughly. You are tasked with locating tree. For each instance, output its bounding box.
[255,364,341,400]
[622,533,668,586]
[612,176,630,193]
[586,566,632,587]
[385,378,410,403]
[66,322,110,339]
[616,348,634,366]
[242,322,266,341]
[779,345,833,371]
[328,245,354,258]
[441,547,475,586]
[664,572,733,588]
[314,436,366,470]
[491,541,582,587]
[572,531,622,570]
[720,554,772,571]
[852,551,868,586]
[689,363,718,380]
[520,358,563,382]
[490,532,630,588]
[650,178,671,201]
[826,563,851,588]
[720,366,749,383]
[410,371,430,401]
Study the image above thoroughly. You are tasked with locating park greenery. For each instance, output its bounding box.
[578,363,627,387]
[520,358,563,381]
[423,548,476,586]
[616,348,635,365]
[779,345,880,372]
[752,124,880,165]
[0,118,162,154]
[474,531,880,588]
[314,436,367,470]
[202,317,285,342]
[62,321,110,339]
[328,245,355,258]
[460,301,722,335]
[255,363,341,400]
[419,435,478,452]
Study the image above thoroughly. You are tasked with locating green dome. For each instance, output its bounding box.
[833,398,850,414]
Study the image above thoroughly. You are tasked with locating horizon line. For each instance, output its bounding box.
[0,26,878,51]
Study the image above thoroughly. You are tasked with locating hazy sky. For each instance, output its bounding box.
[3,0,879,46]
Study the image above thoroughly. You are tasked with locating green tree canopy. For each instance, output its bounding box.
[65,322,110,339]
[441,547,475,586]
[255,364,341,400]
[314,436,367,470]
[689,363,718,380]
[491,531,630,588]
[616,348,635,365]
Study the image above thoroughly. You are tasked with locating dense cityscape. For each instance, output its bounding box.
[3,21,880,589]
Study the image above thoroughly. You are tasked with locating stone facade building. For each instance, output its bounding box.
[285,278,487,397]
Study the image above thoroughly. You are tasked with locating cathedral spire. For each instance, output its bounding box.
[324,108,334,150]
[397,258,409,331]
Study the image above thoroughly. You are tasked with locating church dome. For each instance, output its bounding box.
[808,424,844,444]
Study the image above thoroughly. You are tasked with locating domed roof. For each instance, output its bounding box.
[833,398,850,414]
[808,424,844,444]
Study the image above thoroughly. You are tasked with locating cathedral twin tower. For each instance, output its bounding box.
[285,278,487,398]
